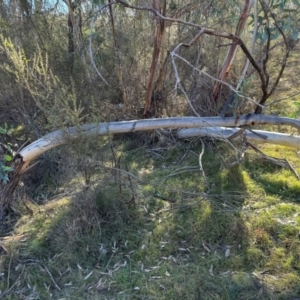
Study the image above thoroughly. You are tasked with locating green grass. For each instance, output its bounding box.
[0,135,300,299]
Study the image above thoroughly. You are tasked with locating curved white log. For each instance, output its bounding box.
[18,114,300,172]
[177,127,300,148]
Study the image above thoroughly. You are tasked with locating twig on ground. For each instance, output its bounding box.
[286,159,300,180]
[0,255,24,300]
[147,149,164,159]
[95,163,208,197]
[153,194,176,203]
[42,264,61,291]
[199,138,209,190]
[156,202,199,214]
[247,142,300,179]
[176,148,189,165]
[125,163,137,207]
[7,254,12,288]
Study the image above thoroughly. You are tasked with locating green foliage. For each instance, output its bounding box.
[288,100,300,118]
[0,123,13,184]
[0,162,13,183]
[0,123,11,136]
[0,37,84,129]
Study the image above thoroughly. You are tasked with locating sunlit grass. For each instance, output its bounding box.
[1,129,300,299]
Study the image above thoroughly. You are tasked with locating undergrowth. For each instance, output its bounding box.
[0,133,300,299]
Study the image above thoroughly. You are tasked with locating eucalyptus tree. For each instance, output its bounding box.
[0,0,299,217]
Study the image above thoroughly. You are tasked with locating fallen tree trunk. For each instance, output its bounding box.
[1,113,299,216]
[177,127,300,148]
[17,113,300,172]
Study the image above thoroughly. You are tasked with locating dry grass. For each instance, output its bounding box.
[0,131,299,299]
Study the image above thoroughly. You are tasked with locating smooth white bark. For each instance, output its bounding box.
[177,127,300,148]
[19,114,300,172]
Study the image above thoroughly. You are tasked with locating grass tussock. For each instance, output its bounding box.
[0,136,300,300]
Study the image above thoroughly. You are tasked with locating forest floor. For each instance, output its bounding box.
[0,100,300,299]
[1,8,300,299]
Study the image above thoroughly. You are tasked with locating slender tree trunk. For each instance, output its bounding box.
[154,0,166,105]
[212,0,254,103]
[108,0,127,103]
[67,0,75,74]
[144,0,165,118]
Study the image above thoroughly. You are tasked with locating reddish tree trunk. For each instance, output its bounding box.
[143,0,165,118]
[212,0,254,103]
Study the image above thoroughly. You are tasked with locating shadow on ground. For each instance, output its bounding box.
[1,141,300,299]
